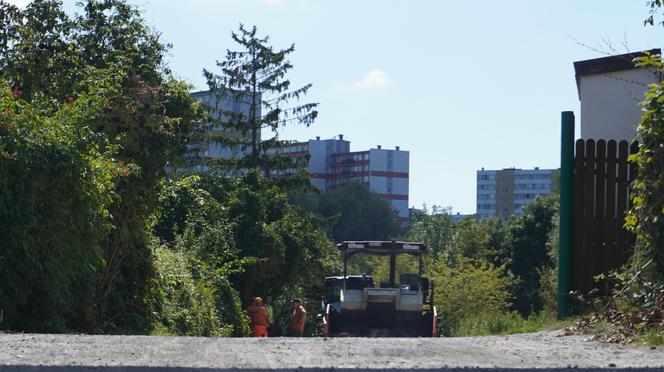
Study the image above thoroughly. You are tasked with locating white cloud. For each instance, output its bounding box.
[264,0,285,5]
[354,69,392,89]
[5,0,31,8]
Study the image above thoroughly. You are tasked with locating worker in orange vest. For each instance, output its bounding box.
[249,297,269,337]
[287,298,307,337]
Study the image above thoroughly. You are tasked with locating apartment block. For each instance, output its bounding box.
[188,89,259,172]
[477,167,559,219]
[279,136,410,220]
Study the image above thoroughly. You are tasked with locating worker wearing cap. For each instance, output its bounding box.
[249,297,269,337]
[287,298,307,337]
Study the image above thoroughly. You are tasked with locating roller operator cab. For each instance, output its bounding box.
[322,241,437,337]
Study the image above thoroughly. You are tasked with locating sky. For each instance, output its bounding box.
[8,0,663,214]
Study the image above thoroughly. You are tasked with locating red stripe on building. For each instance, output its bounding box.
[369,171,408,178]
[376,193,409,201]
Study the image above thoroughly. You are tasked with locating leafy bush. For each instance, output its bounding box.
[151,247,226,336]
[627,52,664,281]
[432,255,511,336]
[0,85,117,332]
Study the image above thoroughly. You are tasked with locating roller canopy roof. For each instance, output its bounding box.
[336,241,428,256]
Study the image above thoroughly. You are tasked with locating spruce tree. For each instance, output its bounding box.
[203,24,318,174]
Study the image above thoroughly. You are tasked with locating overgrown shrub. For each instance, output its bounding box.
[627,52,664,281]
[151,247,228,336]
[0,85,116,332]
[432,255,511,336]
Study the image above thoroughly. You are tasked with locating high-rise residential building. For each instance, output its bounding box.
[476,167,559,219]
[187,90,410,220]
[187,89,259,172]
[278,136,410,221]
[574,49,660,142]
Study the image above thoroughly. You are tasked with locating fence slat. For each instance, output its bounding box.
[583,139,596,292]
[573,139,585,293]
[616,141,629,267]
[605,140,617,271]
[595,140,607,291]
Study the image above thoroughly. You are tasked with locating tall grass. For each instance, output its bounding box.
[453,311,563,337]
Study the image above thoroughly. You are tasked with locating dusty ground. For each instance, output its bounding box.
[0,330,663,371]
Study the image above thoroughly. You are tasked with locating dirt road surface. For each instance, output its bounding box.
[0,330,663,371]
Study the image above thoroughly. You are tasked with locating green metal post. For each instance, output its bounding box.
[558,111,575,318]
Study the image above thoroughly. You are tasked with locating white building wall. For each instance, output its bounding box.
[579,68,658,142]
[366,148,409,219]
[369,149,387,171]
[391,177,409,196]
[307,140,328,175]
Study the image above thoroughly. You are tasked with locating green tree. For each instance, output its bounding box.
[510,194,558,316]
[156,171,338,310]
[318,182,402,243]
[407,205,455,260]
[0,82,117,332]
[203,24,318,173]
[0,0,204,332]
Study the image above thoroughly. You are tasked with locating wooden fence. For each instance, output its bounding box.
[572,139,638,294]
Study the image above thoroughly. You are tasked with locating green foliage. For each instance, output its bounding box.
[408,206,511,267]
[408,205,455,260]
[571,268,664,344]
[0,83,116,332]
[404,201,560,333]
[540,208,560,315]
[627,51,664,281]
[638,329,664,346]
[318,182,402,243]
[151,247,225,336]
[510,194,558,316]
[156,171,338,321]
[203,24,318,173]
[225,170,338,300]
[645,1,664,27]
[455,312,543,337]
[432,255,512,336]
[154,175,254,337]
[0,0,204,332]
[451,217,512,267]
